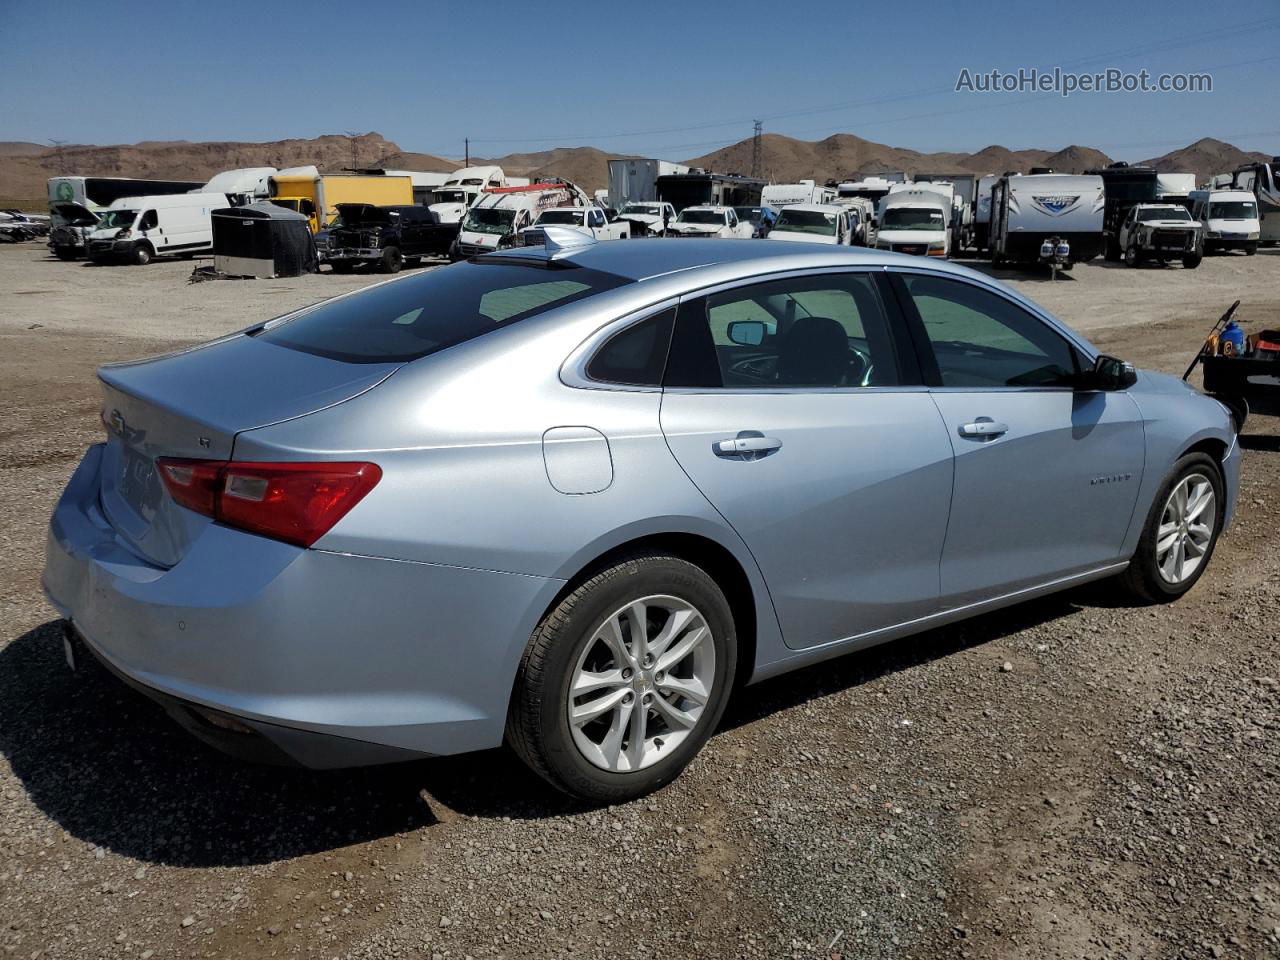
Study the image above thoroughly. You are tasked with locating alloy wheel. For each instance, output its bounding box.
[567,595,716,773]
[1155,473,1216,585]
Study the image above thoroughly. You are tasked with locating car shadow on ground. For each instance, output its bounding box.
[1,592,1092,866]
[963,261,1079,282]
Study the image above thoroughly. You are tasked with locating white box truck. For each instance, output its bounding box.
[607,158,690,209]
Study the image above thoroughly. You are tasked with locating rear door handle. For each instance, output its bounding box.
[958,417,1009,440]
[714,432,783,460]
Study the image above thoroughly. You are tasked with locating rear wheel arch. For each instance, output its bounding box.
[535,532,758,688]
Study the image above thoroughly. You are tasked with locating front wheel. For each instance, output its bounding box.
[1124,244,1141,267]
[507,553,737,803]
[379,245,403,273]
[1182,252,1202,269]
[1116,453,1224,603]
[1245,243,1257,256]
[131,244,152,266]
[54,248,79,261]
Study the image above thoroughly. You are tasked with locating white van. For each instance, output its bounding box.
[767,203,853,245]
[876,188,951,257]
[85,193,229,265]
[1189,189,1260,255]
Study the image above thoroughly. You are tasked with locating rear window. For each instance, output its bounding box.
[257,260,629,363]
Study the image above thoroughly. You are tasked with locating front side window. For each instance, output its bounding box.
[257,260,629,364]
[665,274,898,389]
[901,274,1078,388]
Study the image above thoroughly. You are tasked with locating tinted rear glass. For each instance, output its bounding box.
[256,260,629,363]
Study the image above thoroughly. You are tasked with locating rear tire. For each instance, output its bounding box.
[379,246,403,273]
[1116,453,1224,603]
[507,553,737,804]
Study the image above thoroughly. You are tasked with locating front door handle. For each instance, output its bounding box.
[958,417,1009,440]
[714,431,782,461]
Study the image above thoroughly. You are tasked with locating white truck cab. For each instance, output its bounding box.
[519,206,630,246]
[428,166,531,225]
[667,205,754,238]
[767,203,853,245]
[1189,189,1260,255]
[1118,203,1203,268]
[85,192,229,265]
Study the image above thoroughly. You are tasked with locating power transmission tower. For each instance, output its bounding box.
[750,121,763,178]
[344,131,361,171]
[48,138,67,160]
[465,138,469,166]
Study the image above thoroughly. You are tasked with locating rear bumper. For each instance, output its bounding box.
[43,444,564,767]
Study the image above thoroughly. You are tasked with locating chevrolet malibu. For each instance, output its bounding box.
[44,238,1239,803]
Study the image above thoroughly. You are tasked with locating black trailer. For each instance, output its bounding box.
[211,202,318,279]
[655,173,766,212]
[1087,162,1158,261]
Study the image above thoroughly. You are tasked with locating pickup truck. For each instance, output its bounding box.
[518,206,630,246]
[326,203,458,273]
[614,201,677,237]
[666,205,754,239]
[1119,203,1202,269]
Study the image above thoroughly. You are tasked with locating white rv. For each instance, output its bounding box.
[607,158,690,209]
[761,180,836,210]
[835,178,895,225]
[85,192,229,265]
[767,204,854,245]
[1155,173,1197,205]
[453,182,588,257]
[1231,158,1280,246]
[989,173,1105,268]
[1189,189,1260,255]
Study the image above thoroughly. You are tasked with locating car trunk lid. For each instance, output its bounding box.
[97,333,398,567]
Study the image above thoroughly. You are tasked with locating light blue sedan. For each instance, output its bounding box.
[43,236,1239,802]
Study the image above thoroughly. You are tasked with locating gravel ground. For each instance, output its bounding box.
[0,243,1277,960]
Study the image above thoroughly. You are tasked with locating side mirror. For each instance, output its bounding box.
[727,320,767,346]
[1086,354,1138,391]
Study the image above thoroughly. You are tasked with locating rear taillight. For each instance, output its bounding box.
[157,459,381,548]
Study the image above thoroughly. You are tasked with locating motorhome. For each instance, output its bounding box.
[1189,189,1260,255]
[453,182,588,258]
[835,178,895,224]
[47,176,203,259]
[654,172,766,212]
[875,189,951,257]
[84,192,229,265]
[761,180,836,210]
[972,174,1001,251]
[767,204,854,245]
[268,173,413,232]
[1087,163,1158,260]
[1230,158,1280,246]
[199,168,276,206]
[989,173,1105,268]
[607,158,690,208]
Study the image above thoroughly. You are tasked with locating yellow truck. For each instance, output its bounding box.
[268,173,412,232]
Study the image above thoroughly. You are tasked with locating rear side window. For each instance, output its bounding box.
[257,260,629,363]
[586,309,675,386]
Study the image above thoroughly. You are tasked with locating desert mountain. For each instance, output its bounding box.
[1139,137,1270,179]
[0,130,1270,207]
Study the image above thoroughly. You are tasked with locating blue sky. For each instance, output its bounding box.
[2,0,1276,162]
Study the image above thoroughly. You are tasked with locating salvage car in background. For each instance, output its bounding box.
[45,240,1238,803]
[1119,203,1203,269]
[666,205,754,238]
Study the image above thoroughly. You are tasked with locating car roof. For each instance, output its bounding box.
[494,237,980,282]
[779,203,843,213]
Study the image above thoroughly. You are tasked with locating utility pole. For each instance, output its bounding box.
[750,121,763,179]
[48,138,67,161]
[465,138,469,166]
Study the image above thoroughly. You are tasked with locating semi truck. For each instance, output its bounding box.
[267,173,413,233]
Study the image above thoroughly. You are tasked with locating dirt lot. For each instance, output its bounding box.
[1,243,1278,960]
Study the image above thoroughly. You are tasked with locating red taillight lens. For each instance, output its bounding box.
[157,459,381,548]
